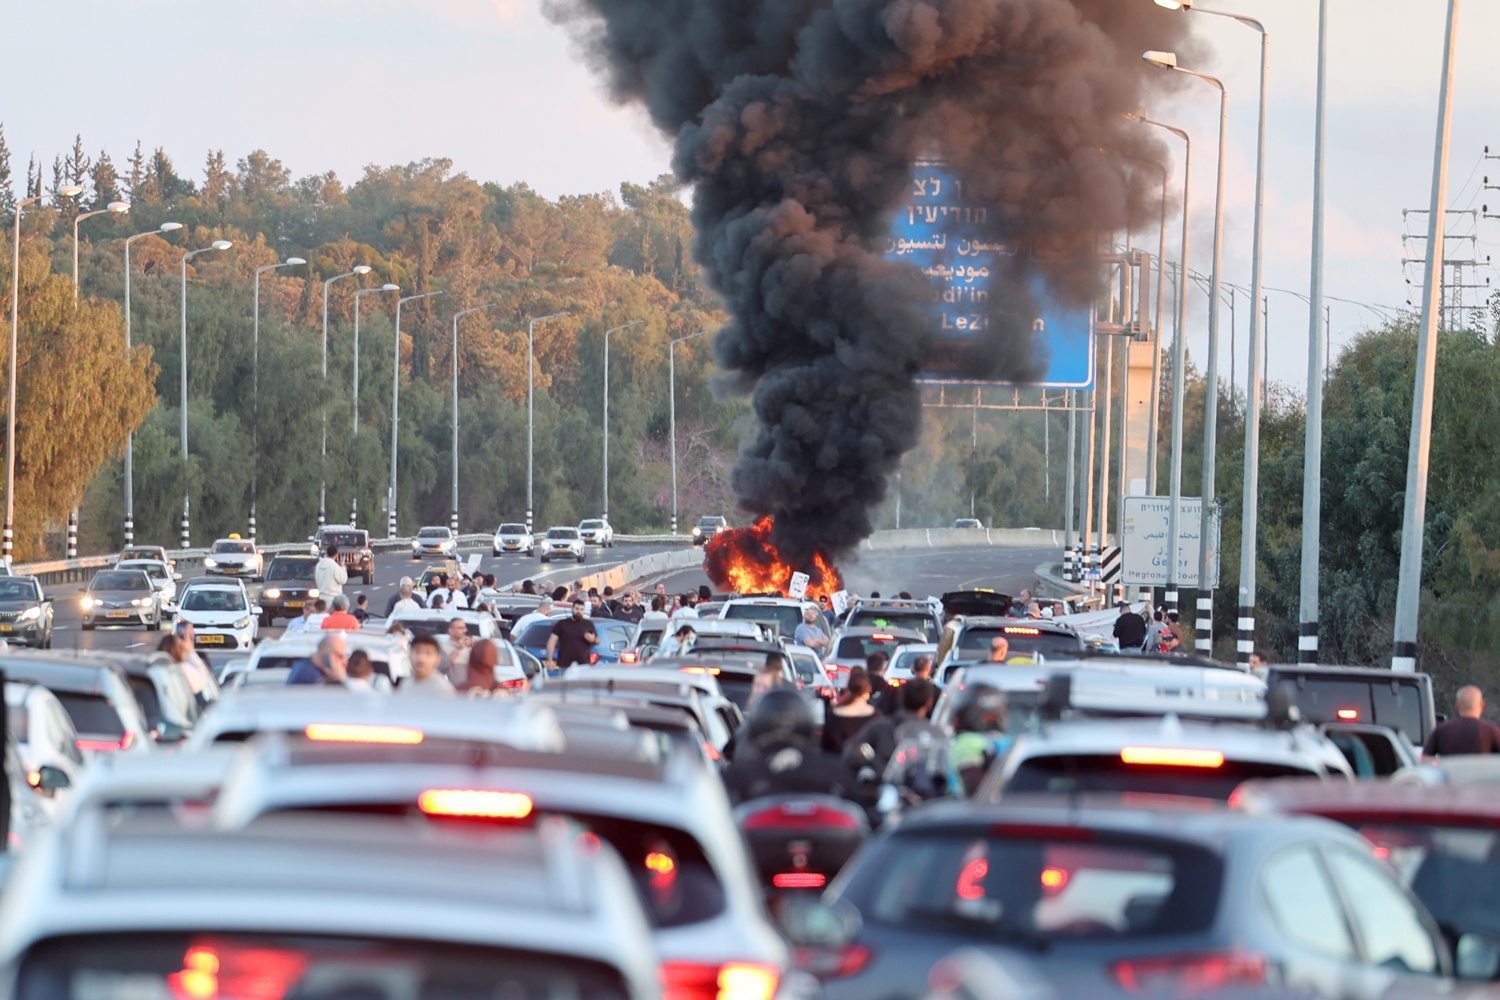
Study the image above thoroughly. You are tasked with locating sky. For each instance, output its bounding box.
[3,0,1495,392]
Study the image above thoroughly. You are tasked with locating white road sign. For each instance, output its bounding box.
[1120,497,1221,588]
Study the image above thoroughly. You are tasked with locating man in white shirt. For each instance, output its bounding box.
[387,578,424,617]
[314,545,348,598]
[511,597,556,637]
[304,598,330,630]
[426,573,469,611]
[283,603,316,633]
[397,635,455,696]
[658,624,695,658]
[671,593,699,620]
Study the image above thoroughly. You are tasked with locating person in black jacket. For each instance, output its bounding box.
[1424,686,1500,756]
[724,690,869,807]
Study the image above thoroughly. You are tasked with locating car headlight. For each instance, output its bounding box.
[80,597,94,610]
[412,540,420,549]
[233,617,250,629]
[130,598,143,607]
[263,588,280,600]
[307,588,319,599]
[17,607,38,622]
[692,527,702,536]
[203,558,217,568]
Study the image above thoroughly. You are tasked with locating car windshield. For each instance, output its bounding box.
[326,532,366,548]
[499,524,527,534]
[265,558,316,582]
[548,529,578,539]
[120,548,162,562]
[957,626,1081,659]
[723,603,801,636]
[834,634,920,660]
[419,528,450,539]
[1348,821,1500,937]
[182,589,247,613]
[848,609,938,641]
[1005,754,1320,802]
[55,692,125,737]
[1271,675,1428,743]
[16,932,634,1000]
[840,831,1222,942]
[580,520,605,529]
[790,654,824,684]
[212,541,254,554]
[0,579,38,601]
[92,572,149,592]
[697,518,722,528]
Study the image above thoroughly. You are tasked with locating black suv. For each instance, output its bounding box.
[255,555,321,627]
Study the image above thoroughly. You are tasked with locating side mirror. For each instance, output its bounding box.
[251,606,263,616]
[28,765,70,793]
[173,573,184,582]
[152,721,189,744]
[1457,933,1500,981]
[774,896,862,949]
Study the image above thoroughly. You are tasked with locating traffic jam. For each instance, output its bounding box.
[0,532,1491,1000]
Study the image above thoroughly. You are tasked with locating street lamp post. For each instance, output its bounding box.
[64,199,130,557]
[1144,51,1228,655]
[1394,0,1463,673]
[602,320,644,520]
[669,330,711,535]
[389,290,443,539]
[251,257,307,540]
[6,186,83,564]
[321,266,371,526]
[72,202,130,305]
[1302,0,1332,665]
[353,284,400,435]
[1156,2,1271,667]
[526,312,570,536]
[1128,112,1191,615]
[179,239,233,549]
[122,222,182,545]
[450,302,499,533]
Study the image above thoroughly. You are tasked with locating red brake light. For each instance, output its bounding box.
[871,633,895,641]
[660,962,780,1000]
[1120,746,1225,768]
[815,686,836,699]
[956,858,988,900]
[794,944,872,980]
[772,872,826,889]
[499,677,528,690]
[1040,866,1069,892]
[1111,951,1267,994]
[680,666,721,675]
[76,731,135,752]
[741,801,861,831]
[1336,707,1360,721]
[417,789,533,819]
[589,652,601,664]
[304,723,424,746]
[702,741,722,762]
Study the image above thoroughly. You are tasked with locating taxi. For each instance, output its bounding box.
[202,535,262,579]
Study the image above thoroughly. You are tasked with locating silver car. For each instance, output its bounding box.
[541,526,586,563]
[411,524,457,560]
[80,568,166,631]
[493,521,534,556]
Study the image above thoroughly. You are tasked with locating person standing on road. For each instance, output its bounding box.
[321,595,360,630]
[287,634,350,686]
[315,545,347,599]
[304,599,329,630]
[616,590,645,624]
[589,592,613,621]
[399,635,455,696]
[641,595,669,624]
[823,668,877,754]
[794,606,829,653]
[1112,601,1147,653]
[545,599,599,673]
[512,597,555,637]
[658,623,695,658]
[987,636,1010,663]
[385,578,424,617]
[460,639,504,697]
[1423,686,1500,756]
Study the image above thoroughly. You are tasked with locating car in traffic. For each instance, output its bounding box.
[935,616,1086,682]
[512,614,633,666]
[202,535,263,579]
[254,554,321,627]
[545,668,741,753]
[817,797,1494,998]
[0,807,666,1000]
[232,633,415,689]
[309,524,376,584]
[116,544,175,570]
[116,558,179,611]
[1258,663,1437,748]
[4,681,82,819]
[492,521,535,556]
[412,524,458,560]
[691,514,728,546]
[80,568,168,631]
[719,595,827,643]
[886,642,938,683]
[541,525,586,563]
[580,517,615,547]
[0,576,53,648]
[174,579,260,650]
[388,608,505,642]
[822,626,927,684]
[621,617,770,664]
[952,517,984,529]
[0,652,153,754]
[839,596,943,642]
[98,651,211,745]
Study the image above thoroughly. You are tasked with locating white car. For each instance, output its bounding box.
[411,525,457,560]
[493,521,534,556]
[116,558,180,612]
[234,633,415,687]
[578,518,614,547]
[540,526,586,563]
[202,536,263,579]
[116,544,175,571]
[4,681,82,822]
[175,579,260,651]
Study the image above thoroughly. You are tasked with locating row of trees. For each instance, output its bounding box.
[0,130,751,560]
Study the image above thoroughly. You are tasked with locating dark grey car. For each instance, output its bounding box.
[816,798,1495,999]
[80,569,163,631]
[0,577,53,648]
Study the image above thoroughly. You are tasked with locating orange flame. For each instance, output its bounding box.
[703,517,844,600]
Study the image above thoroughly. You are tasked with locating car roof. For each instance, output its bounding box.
[110,561,160,570]
[1233,777,1500,822]
[212,537,256,545]
[953,616,1078,635]
[181,579,246,590]
[1263,664,1431,682]
[185,688,566,751]
[252,633,406,655]
[266,553,317,563]
[559,665,725,697]
[833,625,927,640]
[0,653,124,694]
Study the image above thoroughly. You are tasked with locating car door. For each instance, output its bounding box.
[1320,842,1448,995]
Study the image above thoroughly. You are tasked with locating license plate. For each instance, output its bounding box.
[0,625,13,633]
[107,611,130,619]
[223,567,239,574]
[285,601,304,609]
[198,634,225,645]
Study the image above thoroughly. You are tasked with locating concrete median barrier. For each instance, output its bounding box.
[860,527,1065,551]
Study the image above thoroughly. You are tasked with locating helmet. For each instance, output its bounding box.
[746,688,815,745]
[952,683,1009,735]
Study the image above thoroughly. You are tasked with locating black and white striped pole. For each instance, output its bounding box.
[248,505,257,543]
[350,498,358,529]
[180,501,190,551]
[66,511,77,559]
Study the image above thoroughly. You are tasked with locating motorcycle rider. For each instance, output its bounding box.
[948,683,1012,797]
[723,689,870,808]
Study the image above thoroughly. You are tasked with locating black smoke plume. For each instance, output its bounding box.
[547,0,1196,566]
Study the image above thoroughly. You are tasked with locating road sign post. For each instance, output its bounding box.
[1119,496,1220,589]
